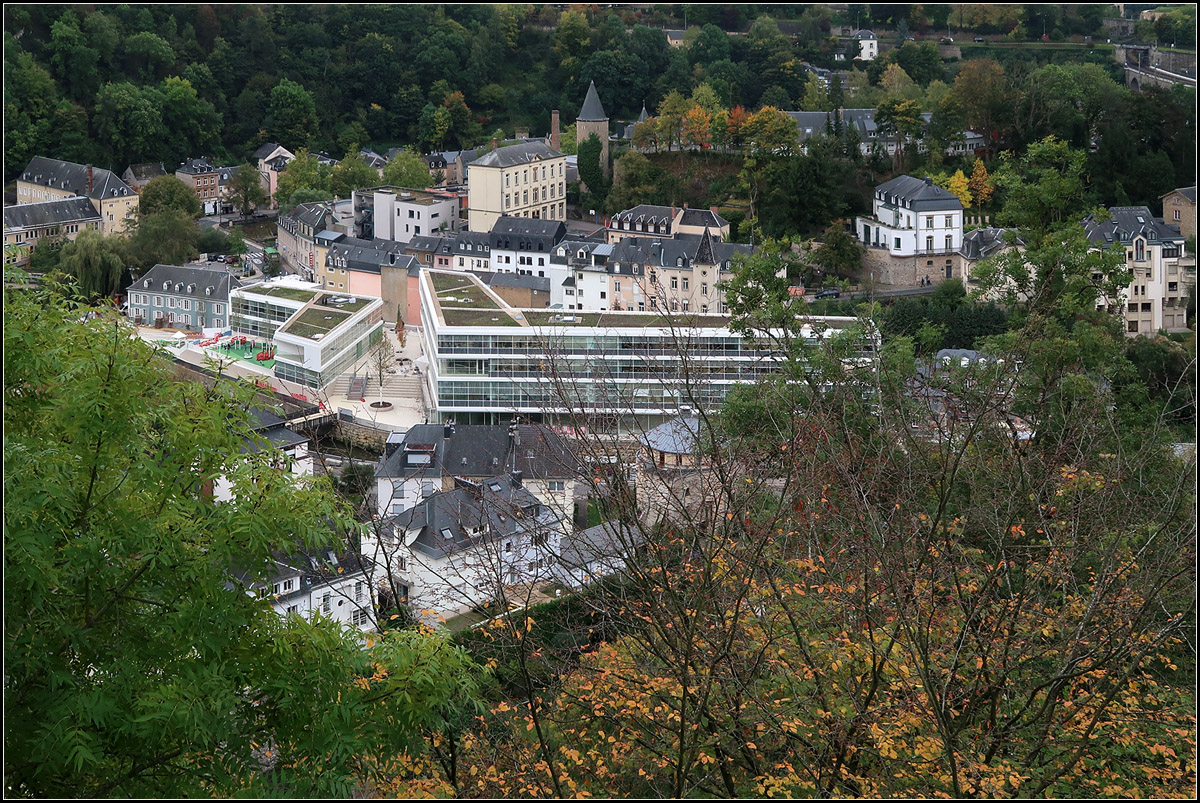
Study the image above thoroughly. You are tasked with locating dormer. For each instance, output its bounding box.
[163,281,170,291]
[186,284,195,294]
[205,286,213,296]
[144,279,151,288]
[175,283,183,292]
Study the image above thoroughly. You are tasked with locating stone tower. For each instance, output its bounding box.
[576,80,610,185]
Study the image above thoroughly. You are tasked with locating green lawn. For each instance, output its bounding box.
[257,286,318,302]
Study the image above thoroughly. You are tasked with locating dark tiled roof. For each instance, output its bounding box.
[960,228,1024,261]
[1163,186,1197,203]
[490,216,567,242]
[127,264,239,300]
[3,197,100,230]
[327,238,414,274]
[253,142,284,161]
[557,522,641,573]
[124,162,167,183]
[387,475,560,560]
[20,156,135,202]
[578,80,608,122]
[853,29,877,39]
[471,142,564,168]
[176,158,216,174]
[1083,206,1184,246]
[376,423,580,482]
[876,175,964,212]
[679,208,729,228]
[608,233,751,270]
[611,204,675,225]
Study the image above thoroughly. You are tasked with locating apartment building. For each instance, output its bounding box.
[466,142,567,232]
[16,157,138,236]
[606,204,731,245]
[3,197,101,269]
[1160,186,1196,240]
[175,158,222,215]
[352,186,459,243]
[125,264,238,331]
[1084,206,1195,336]
[857,175,964,258]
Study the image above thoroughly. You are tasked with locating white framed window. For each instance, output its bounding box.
[322,594,331,613]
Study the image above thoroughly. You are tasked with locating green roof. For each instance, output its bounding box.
[282,307,351,339]
[521,311,733,328]
[254,286,319,302]
[442,308,521,326]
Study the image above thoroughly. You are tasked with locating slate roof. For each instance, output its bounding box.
[235,545,374,605]
[288,201,333,229]
[578,80,608,122]
[853,29,877,39]
[20,157,135,202]
[123,162,167,185]
[1083,207,1185,246]
[360,149,388,169]
[557,522,641,573]
[176,158,217,175]
[3,197,101,230]
[252,142,286,161]
[875,175,964,212]
[611,204,675,226]
[376,423,581,482]
[1162,186,1197,203]
[470,142,565,168]
[127,264,239,300]
[680,208,729,229]
[608,232,752,271]
[327,238,414,274]
[490,216,567,243]
[640,414,701,455]
[960,228,1024,261]
[485,272,552,293]
[387,475,561,560]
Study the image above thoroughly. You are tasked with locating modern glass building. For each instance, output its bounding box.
[231,278,384,389]
[418,270,875,430]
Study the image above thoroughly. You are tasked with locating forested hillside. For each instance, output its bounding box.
[5,3,1194,220]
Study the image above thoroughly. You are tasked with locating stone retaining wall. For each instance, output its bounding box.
[334,419,390,451]
[861,248,964,287]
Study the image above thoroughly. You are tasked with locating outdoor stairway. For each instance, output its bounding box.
[347,375,368,399]
[327,370,421,401]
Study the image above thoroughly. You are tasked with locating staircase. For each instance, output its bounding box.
[326,370,421,402]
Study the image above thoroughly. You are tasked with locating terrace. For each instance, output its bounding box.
[522,310,734,329]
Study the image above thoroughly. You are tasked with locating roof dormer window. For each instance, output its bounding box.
[163,281,170,290]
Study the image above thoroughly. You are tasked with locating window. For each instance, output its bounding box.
[322,594,331,613]
[396,555,406,571]
[1174,210,1181,221]
[614,281,621,292]
[1135,240,1145,261]
[894,237,902,250]
[682,278,689,290]
[548,480,565,492]
[355,582,364,602]
[926,236,934,251]
[945,216,953,227]
[284,579,293,592]
[945,235,953,251]
[505,542,512,553]
[351,609,371,626]
[701,282,708,296]
[670,277,678,289]
[925,216,934,228]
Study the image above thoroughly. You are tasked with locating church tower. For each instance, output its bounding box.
[575,80,610,186]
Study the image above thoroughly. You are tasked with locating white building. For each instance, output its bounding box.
[466,142,568,233]
[353,186,459,244]
[417,269,875,430]
[852,29,878,60]
[365,473,569,623]
[229,277,385,389]
[373,421,581,520]
[857,175,964,258]
[1083,206,1195,336]
[211,406,314,503]
[240,546,376,632]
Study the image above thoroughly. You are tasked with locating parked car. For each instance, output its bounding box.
[814,289,841,299]
[974,37,985,42]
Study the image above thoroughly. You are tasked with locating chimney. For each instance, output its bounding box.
[511,470,523,488]
[551,110,561,150]
[87,165,94,195]
[492,137,499,151]
[924,176,933,186]
[709,206,719,215]
[683,202,689,209]
[444,420,455,439]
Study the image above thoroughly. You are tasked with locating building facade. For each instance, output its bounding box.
[175,158,222,215]
[576,80,611,182]
[3,197,102,269]
[856,175,964,258]
[466,142,568,232]
[1084,206,1195,336]
[1160,186,1196,240]
[125,264,238,331]
[17,157,138,236]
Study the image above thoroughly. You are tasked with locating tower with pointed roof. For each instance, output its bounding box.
[576,80,610,183]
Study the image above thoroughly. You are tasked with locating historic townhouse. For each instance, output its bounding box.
[17,157,138,236]
[466,142,568,232]
[1084,206,1195,336]
[3,197,101,269]
[125,264,238,331]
